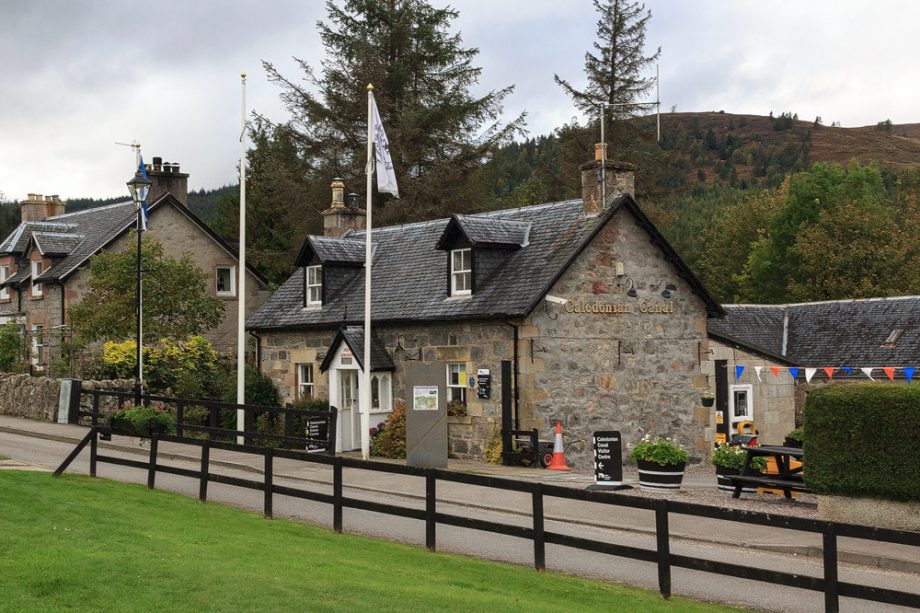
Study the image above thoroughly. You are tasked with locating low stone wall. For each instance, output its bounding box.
[819,494,920,532]
[0,374,134,423]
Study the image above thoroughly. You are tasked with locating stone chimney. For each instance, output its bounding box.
[321,178,366,237]
[145,156,189,206]
[21,193,66,222]
[579,143,636,216]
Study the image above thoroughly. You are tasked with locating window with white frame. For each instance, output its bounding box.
[306,265,322,307]
[729,384,753,428]
[216,266,236,296]
[297,363,314,399]
[450,249,471,296]
[446,363,467,403]
[31,260,43,297]
[31,324,44,369]
[0,265,9,300]
[370,372,392,411]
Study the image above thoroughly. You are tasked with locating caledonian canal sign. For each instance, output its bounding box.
[563,300,675,315]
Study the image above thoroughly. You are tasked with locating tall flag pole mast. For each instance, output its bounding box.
[363,84,399,460]
[236,72,248,444]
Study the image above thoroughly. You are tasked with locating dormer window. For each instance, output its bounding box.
[451,249,471,296]
[306,265,322,307]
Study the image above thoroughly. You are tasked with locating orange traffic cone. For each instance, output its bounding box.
[547,420,571,471]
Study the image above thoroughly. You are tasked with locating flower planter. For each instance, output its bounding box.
[637,459,686,492]
[783,437,803,449]
[700,395,715,407]
[715,466,759,493]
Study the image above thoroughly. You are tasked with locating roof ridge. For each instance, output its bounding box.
[726,295,920,309]
[49,200,134,219]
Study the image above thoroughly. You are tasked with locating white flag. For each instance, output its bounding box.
[370,95,399,198]
[805,368,817,383]
[861,367,876,382]
[754,366,763,382]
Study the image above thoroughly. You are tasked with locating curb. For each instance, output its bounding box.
[3,423,918,575]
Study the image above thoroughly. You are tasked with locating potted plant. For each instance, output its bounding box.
[784,427,804,448]
[106,402,176,438]
[700,391,715,407]
[711,443,766,493]
[446,399,467,417]
[629,434,689,492]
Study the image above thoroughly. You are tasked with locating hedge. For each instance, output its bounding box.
[803,383,920,502]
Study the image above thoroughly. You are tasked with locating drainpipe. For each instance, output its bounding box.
[503,320,520,430]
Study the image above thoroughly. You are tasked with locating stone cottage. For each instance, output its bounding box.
[247,145,725,466]
[0,157,269,372]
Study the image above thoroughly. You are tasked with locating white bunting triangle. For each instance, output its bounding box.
[805,368,817,383]
[860,367,876,382]
[754,366,763,382]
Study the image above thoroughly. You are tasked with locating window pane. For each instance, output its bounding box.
[461,249,471,270]
[734,391,748,417]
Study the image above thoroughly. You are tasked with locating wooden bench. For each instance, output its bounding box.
[728,475,811,498]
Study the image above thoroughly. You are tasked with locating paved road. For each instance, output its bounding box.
[1,430,918,613]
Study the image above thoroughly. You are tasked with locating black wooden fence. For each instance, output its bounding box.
[54,416,920,613]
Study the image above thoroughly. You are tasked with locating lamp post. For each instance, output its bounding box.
[126,166,151,405]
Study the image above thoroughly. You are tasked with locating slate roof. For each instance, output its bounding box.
[708,297,920,366]
[0,196,269,286]
[435,215,530,249]
[248,194,724,331]
[319,326,396,373]
[1,269,30,288]
[295,236,368,267]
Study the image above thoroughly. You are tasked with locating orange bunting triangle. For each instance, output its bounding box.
[770,367,780,377]
[883,367,896,381]
[823,367,835,380]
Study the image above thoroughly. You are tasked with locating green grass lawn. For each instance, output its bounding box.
[0,472,741,612]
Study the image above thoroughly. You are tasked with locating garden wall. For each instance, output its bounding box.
[0,374,134,423]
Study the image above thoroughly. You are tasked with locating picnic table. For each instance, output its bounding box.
[730,445,810,499]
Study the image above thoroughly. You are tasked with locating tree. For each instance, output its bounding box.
[261,0,523,224]
[69,235,225,343]
[554,0,660,129]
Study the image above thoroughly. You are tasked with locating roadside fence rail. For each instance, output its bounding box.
[53,418,920,613]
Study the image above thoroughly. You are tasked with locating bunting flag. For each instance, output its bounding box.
[861,367,875,381]
[805,368,817,383]
[754,366,763,382]
[841,367,853,375]
[724,363,918,386]
[823,367,835,380]
[883,367,896,381]
[771,367,780,377]
[905,367,915,384]
[735,365,745,381]
[789,367,799,380]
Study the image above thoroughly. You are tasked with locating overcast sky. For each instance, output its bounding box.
[1,1,917,200]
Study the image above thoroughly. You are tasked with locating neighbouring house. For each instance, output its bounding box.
[705,297,920,445]
[247,145,725,465]
[0,157,269,374]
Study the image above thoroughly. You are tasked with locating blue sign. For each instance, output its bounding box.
[468,375,476,388]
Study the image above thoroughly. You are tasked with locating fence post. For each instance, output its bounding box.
[425,470,437,552]
[532,483,546,571]
[147,433,159,490]
[327,407,338,456]
[823,526,839,613]
[176,399,185,438]
[333,456,343,533]
[91,393,100,427]
[199,439,210,502]
[264,447,273,519]
[89,426,98,477]
[655,499,671,599]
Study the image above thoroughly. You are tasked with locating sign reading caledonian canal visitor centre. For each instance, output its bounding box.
[563,300,675,314]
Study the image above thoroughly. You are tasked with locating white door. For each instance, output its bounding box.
[338,370,360,450]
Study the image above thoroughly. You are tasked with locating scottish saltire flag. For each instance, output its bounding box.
[370,94,399,197]
[139,157,150,231]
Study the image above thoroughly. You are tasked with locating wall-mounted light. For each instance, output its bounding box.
[617,277,637,298]
[651,278,677,299]
[543,294,567,320]
[615,260,625,277]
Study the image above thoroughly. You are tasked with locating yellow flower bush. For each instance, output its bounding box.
[102,336,221,397]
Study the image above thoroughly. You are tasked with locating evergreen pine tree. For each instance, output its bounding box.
[262,0,523,224]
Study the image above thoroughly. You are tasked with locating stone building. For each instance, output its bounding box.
[0,157,269,373]
[248,145,725,466]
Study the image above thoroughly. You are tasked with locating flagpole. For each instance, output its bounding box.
[236,72,247,445]
[361,84,374,461]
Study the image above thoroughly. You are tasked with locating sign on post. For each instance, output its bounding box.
[306,416,328,453]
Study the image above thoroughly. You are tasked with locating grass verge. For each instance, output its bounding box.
[0,472,740,612]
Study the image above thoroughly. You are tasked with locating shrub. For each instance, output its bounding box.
[804,384,920,502]
[446,399,466,417]
[710,443,767,471]
[370,405,406,459]
[629,434,688,466]
[482,424,504,465]
[0,322,23,373]
[102,336,221,397]
[785,427,804,444]
[107,403,176,438]
[221,365,280,408]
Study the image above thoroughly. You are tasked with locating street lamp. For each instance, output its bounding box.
[126,166,150,405]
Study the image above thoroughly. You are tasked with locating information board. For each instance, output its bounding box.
[476,368,491,399]
[306,417,328,453]
[592,431,623,487]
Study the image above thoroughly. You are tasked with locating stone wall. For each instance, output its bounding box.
[521,212,711,467]
[0,374,134,422]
